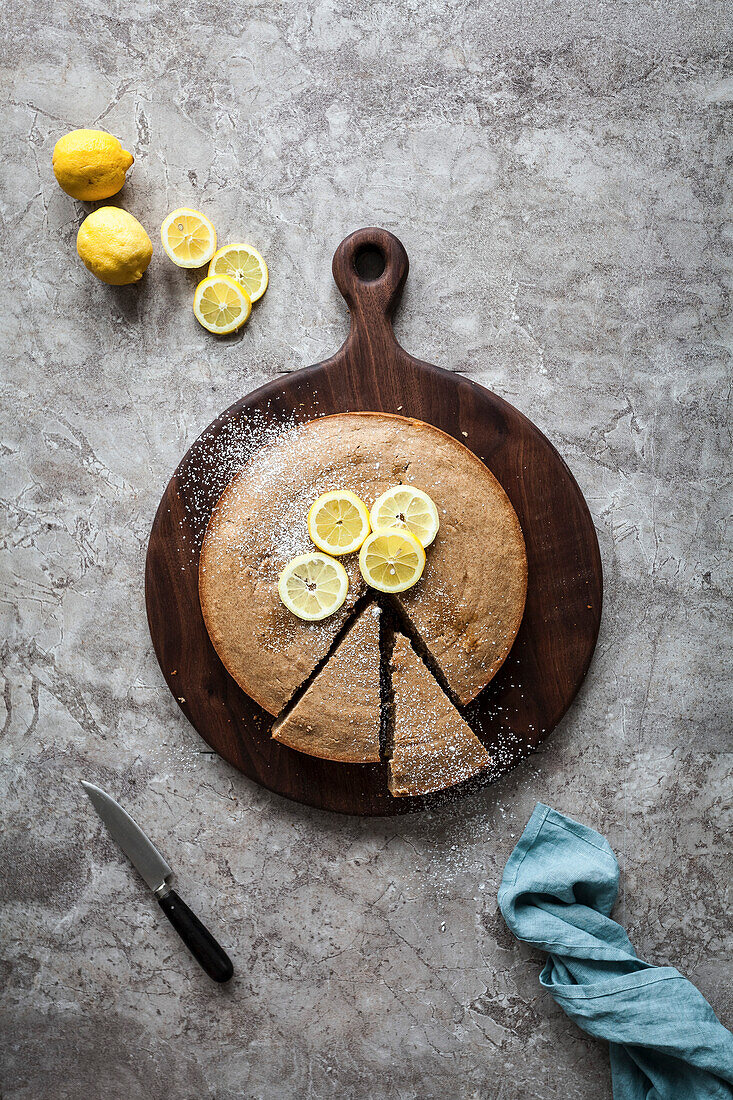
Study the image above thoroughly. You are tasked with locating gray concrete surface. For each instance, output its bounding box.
[2,0,731,1097]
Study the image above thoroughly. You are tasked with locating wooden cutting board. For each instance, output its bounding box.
[145,228,602,815]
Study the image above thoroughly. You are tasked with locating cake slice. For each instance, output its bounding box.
[271,604,382,763]
[388,633,491,797]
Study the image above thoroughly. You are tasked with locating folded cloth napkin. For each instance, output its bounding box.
[498,803,733,1100]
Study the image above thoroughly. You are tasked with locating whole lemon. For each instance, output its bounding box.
[77,207,153,285]
[53,129,134,201]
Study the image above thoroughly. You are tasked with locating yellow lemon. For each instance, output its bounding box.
[358,528,426,593]
[53,129,134,201]
[307,490,370,555]
[193,275,251,334]
[76,207,153,285]
[370,486,440,548]
[278,553,349,621]
[161,208,217,268]
[208,243,269,302]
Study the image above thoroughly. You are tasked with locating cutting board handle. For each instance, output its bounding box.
[332,227,409,352]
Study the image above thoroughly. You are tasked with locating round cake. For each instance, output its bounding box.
[199,412,527,721]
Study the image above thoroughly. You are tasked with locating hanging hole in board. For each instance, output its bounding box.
[354,245,386,281]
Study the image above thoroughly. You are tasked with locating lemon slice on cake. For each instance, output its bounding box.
[193,275,252,334]
[278,553,349,621]
[307,490,371,555]
[358,528,426,593]
[161,208,217,268]
[370,486,440,548]
[208,243,269,302]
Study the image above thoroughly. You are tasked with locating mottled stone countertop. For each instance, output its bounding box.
[2,0,731,1097]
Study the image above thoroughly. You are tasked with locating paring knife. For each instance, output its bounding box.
[81,781,233,983]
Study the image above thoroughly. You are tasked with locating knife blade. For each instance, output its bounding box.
[81,780,233,983]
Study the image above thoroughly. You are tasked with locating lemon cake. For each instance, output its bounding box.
[271,604,382,763]
[389,633,492,797]
[199,412,527,717]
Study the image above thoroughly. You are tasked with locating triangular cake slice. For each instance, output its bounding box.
[272,604,382,764]
[388,633,491,797]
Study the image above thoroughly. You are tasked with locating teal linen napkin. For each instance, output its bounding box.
[498,804,733,1099]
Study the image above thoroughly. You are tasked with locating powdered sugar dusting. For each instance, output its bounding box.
[177,408,313,556]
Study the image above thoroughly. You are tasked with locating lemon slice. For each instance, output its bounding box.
[307,490,371,556]
[370,486,440,548]
[161,208,217,268]
[358,527,426,593]
[208,243,269,302]
[278,553,349,621]
[193,275,252,334]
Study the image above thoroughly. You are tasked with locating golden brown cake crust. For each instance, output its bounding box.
[199,412,527,716]
[271,605,382,763]
[388,634,492,797]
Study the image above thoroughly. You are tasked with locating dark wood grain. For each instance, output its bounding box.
[145,227,603,815]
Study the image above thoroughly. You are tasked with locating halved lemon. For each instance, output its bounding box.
[370,486,440,548]
[307,490,371,556]
[358,527,426,593]
[161,208,217,268]
[208,243,269,303]
[193,275,252,334]
[278,552,349,621]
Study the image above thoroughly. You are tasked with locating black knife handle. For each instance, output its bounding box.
[157,890,233,983]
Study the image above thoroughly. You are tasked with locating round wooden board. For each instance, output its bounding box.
[145,228,602,815]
